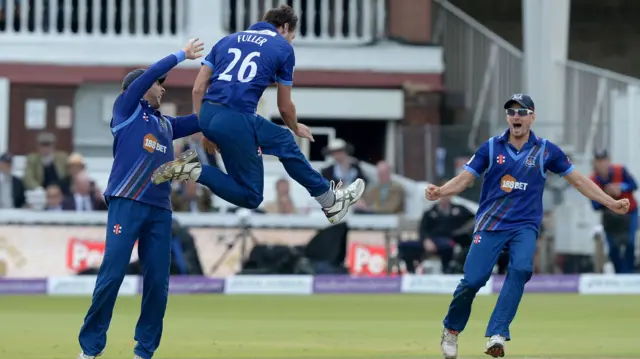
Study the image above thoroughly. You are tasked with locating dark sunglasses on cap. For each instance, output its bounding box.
[506,108,533,117]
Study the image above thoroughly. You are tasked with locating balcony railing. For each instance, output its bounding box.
[225,0,387,45]
[0,0,183,39]
[0,0,386,45]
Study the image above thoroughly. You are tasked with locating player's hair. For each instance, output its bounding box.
[263,4,299,31]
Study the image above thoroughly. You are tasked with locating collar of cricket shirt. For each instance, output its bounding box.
[248,21,277,32]
[497,129,540,146]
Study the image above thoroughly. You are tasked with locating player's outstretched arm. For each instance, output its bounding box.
[425,171,476,201]
[165,114,200,140]
[564,170,630,214]
[116,38,204,118]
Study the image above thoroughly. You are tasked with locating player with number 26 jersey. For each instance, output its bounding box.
[202,23,294,114]
[152,5,366,224]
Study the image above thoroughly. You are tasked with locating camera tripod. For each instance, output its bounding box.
[210,223,261,274]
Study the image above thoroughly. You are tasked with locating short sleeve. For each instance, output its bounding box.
[544,141,574,176]
[202,41,220,70]
[276,44,295,86]
[463,140,491,178]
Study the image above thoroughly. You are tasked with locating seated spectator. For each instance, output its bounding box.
[398,182,475,273]
[171,181,213,213]
[355,161,404,214]
[0,153,25,208]
[44,184,64,211]
[23,132,68,190]
[62,171,107,211]
[320,138,367,186]
[59,152,99,196]
[263,178,297,214]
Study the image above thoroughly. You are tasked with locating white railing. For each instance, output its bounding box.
[0,0,183,39]
[225,0,387,45]
[431,0,523,150]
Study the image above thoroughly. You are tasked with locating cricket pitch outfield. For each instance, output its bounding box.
[0,294,636,358]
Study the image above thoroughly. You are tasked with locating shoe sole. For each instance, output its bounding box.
[151,149,199,185]
[485,343,505,358]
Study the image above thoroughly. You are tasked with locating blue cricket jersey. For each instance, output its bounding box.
[201,21,295,114]
[464,130,574,233]
[104,51,200,210]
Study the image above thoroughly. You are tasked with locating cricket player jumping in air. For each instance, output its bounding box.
[76,38,205,359]
[426,94,630,359]
[152,4,366,223]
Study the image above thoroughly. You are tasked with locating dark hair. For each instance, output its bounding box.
[263,4,298,31]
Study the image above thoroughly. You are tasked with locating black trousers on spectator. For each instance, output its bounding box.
[398,237,455,273]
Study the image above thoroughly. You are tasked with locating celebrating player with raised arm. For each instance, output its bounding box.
[428,94,629,359]
[77,39,205,359]
[151,4,365,223]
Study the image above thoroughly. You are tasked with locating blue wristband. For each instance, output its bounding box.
[172,50,186,62]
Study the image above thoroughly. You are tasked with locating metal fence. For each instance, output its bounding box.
[431,0,640,170]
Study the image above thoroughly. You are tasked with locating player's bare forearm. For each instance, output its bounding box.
[279,102,298,132]
[440,171,475,197]
[192,65,212,116]
[277,83,298,132]
[192,89,205,116]
[565,170,617,208]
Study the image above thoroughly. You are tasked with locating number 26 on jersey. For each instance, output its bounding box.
[218,48,260,83]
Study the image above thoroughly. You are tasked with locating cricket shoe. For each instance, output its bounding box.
[323,178,366,224]
[441,328,459,359]
[151,149,201,185]
[77,352,102,359]
[484,335,506,358]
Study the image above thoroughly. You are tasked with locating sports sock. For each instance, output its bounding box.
[315,190,336,208]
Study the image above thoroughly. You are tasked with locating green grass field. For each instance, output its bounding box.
[0,294,636,359]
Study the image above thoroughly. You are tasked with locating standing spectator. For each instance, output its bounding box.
[356,161,404,214]
[590,149,638,273]
[23,132,68,190]
[62,172,107,211]
[320,138,367,186]
[170,181,213,213]
[263,178,297,214]
[44,184,64,211]
[398,183,475,273]
[0,153,25,208]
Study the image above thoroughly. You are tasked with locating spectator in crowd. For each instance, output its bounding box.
[62,171,107,211]
[263,178,297,214]
[355,160,404,214]
[170,181,213,213]
[23,132,68,190]
[589,149,638,273]
[0,153,25,209]
[320,138,367,186]
[398,181,475,273]
[44,184,64,211]
[59,152,98,196]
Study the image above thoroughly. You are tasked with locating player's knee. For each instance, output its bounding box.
[245,193,264,209]
[464,274,491,291]
[506,266,533,282]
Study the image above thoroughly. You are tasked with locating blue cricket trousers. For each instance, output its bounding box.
[443,228,537,340]
[196,101,330,209]
[604,209,638,273]
[78,197,172,359]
